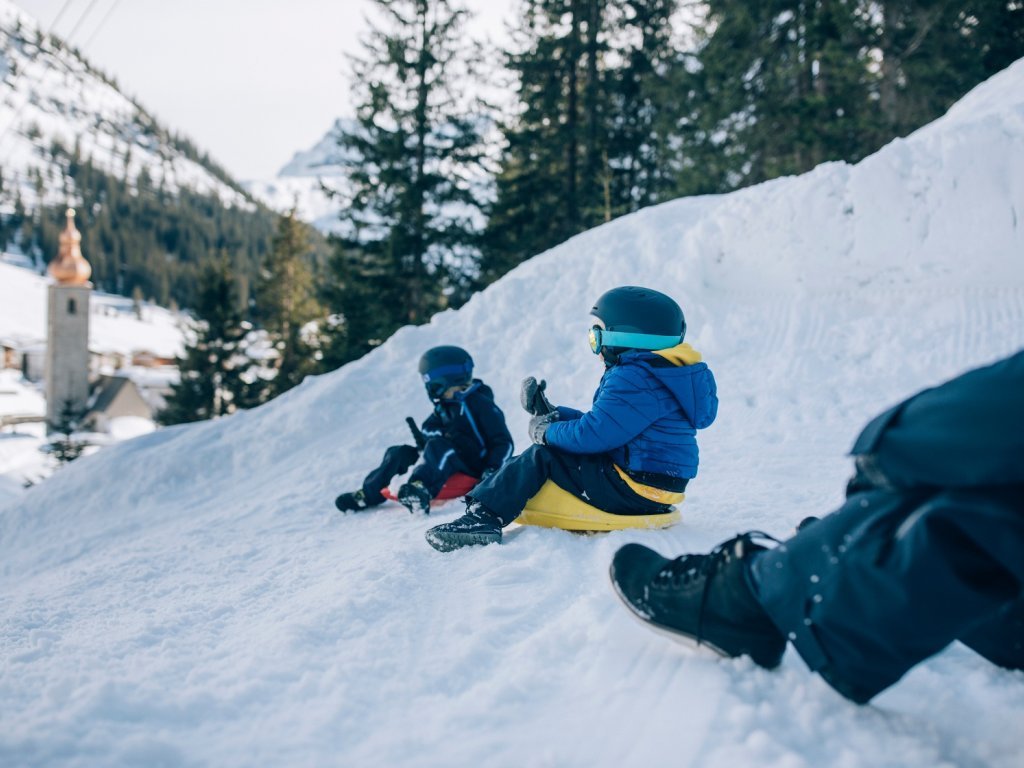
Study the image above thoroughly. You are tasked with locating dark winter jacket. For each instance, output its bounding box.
[544,343,718,483]
[420,380,514,474]
[850,349,1024,490]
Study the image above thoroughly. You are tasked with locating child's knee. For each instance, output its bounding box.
[384,444,420,466]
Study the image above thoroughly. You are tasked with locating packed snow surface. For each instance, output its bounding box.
[2,60,1024,767]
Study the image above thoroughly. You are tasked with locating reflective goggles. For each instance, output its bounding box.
[588,326,682,355]
[422,363,472,399]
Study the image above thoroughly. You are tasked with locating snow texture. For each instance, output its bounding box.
[2,59,1024,767]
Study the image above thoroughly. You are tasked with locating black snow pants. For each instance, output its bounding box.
[751,350,1024,703]
[362,439,476,502]
[469,444,675,526]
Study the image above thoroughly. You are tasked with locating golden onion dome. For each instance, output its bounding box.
[48,208,92,286]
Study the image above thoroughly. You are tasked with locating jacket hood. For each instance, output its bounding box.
[621,346,717,429]
[652,342,702,366]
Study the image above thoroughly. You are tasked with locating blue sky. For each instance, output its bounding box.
[13,0,514,180]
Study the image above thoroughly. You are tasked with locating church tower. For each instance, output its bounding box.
[45,208,92,429]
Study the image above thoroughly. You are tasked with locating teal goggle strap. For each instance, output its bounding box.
[589,327,682,354]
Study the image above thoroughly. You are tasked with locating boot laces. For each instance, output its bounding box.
[656,531,779,645]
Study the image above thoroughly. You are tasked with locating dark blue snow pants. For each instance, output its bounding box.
[751,349,1024,703]
[469,444,673,526]
[361,440,475,502]
[751,484,1023,703]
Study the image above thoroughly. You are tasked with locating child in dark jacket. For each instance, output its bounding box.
[335,346,514,515]
[426,286,718,551]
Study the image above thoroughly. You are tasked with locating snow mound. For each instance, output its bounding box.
[2,61,1023,767]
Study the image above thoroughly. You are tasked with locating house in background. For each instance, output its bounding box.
[83,375,152,433]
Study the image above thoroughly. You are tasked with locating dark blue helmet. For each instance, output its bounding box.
[589,286,686,363]
[418,345,473,401]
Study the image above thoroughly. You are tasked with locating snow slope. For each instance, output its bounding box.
[2,60,1024,767]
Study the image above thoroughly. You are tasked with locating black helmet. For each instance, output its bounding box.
[589,286,686,361]
[418,345,473,401]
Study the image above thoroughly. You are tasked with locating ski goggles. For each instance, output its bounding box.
[422,363,472,399]
[588,326,682,355]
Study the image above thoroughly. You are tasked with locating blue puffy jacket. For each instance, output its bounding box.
[544,343,718,480]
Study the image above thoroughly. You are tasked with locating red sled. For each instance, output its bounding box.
[381,472,479,506]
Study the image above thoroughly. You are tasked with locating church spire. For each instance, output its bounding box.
[48,208,92,286]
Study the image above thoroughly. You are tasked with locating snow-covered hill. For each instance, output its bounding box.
[2,58,1023,767]
[0,0,248,214]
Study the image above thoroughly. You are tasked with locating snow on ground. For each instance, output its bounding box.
[1,61,1023,767]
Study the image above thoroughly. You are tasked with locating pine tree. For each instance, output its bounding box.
[253,210,322,397]
[692,0,876,193]
[874,0,1024,138]
[46,399,89,465]
[605,0,685,213]
[481,0,614,285]
[158,256,258,425]
[330,0,487,345]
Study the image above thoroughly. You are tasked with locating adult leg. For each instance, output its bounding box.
[957,593,1024,671]
[752,485,1024,703]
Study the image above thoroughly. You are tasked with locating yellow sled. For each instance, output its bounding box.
[514,479,682,532]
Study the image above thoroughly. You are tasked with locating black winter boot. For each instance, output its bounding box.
[425,500,503,552]
[397,480,432,515]
[610,532,787,669]
[335,489,371,512]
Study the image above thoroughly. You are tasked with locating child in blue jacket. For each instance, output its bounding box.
[335,346,514,515]
[426,286,718,551]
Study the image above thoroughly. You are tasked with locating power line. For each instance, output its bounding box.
[63,0,104,50]
[48,0,80,35]
[0,0,122,169]
[0,0,79,147]
[81,0,124,52]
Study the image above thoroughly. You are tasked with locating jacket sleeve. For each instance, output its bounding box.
[850,350,1024,488]
[420,411,444,438]
[472,398,515,471]
[556,405,584,421]
[545,367,662,455]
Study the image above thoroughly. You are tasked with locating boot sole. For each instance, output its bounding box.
[425,529,501,553]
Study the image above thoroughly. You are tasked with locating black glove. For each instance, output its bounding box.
[528,411,558,445]
[521,376,555,416]
[405,416,427,450]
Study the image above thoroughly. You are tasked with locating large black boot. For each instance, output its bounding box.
[610,533,787,669]
[425,501,503,552]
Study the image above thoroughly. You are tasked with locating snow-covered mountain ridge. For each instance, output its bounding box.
[0,0,249,214]
[1,58,1023,767]
[242,118,352,234]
